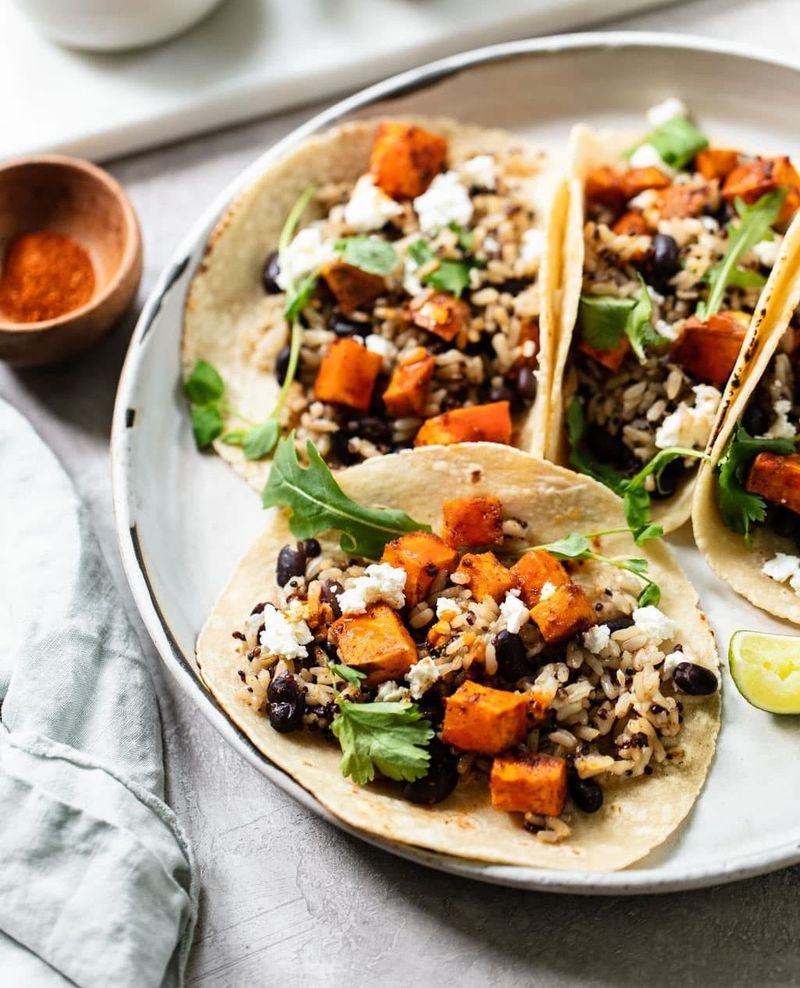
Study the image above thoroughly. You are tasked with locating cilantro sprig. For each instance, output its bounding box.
[406,237,474,297]
[579,276,666,365]
[335,236,398,275]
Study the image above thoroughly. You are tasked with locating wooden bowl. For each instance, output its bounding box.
[0,155,142,366]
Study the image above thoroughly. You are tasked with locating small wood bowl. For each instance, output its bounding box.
[0,155,143,366]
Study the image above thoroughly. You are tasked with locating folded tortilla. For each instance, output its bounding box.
[197,445,719,871]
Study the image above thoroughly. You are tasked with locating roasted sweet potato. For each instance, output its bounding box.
[670,311,746,387]
[620,166,670,201]
[722,156,800,225]
[409,291,470,343]
[578,336,631,372]
[511,550,570,607]
[454,551,517,603]
[441,681,528,754]
[414,402,513,447]
[656,181,711,219]
[382,350,435,417]
[381,531,459,607]
[320,260,386,314]
[695,147,740,182]
[612,210,651,237]
[314,338,383,410]
[585,165,626,209]
[369,122,448,200]
[329,603,417,686]
[490,753,567,816]
[530,583,595,644]
[746,452,800,515]
[442,495,504,548]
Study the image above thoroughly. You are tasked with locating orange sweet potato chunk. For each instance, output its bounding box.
[442,495,504,549]
[578,336,631,372]
[414,402,512,447]
[746,452,800,515]
[409,292,470,343]
[441,681,528,754]
[530,583,596,644]
[722,156,800,225]
[585,165,626,209]
[695,147,740,181]
[620,166,670,201]
[656,181,711,219]
[670,311,746,387]
[511,550,570,608]
[381,531,459,607]
[490,753,567,816]
[314,338,383,410]
[382,351,435,417]
[454,551,516,603]
[612,210,651,237]
[320,260,385,314]
[369,122,448,200]
[329,603,417,686]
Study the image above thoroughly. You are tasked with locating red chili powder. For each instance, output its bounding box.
[0,231,95,323]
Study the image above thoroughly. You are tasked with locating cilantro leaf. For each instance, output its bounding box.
[262,435,430,558]
[538,533,591,559]
[645,114,708,170]
[284,271,318,322]
[220,430,246,446]
[329,663,367,688]
[335,236,398,276]
[422,259,471,297]
[190,403,223,449]
[408,239,434,265]
[716,422,796,537]
[331,699,433,785]
[578,294,632,351]
[566,398,627,495]
[242,419,280,460]
[448,222,475,252]
[627,275,665,363]
[622,446,708,543]
[184,360,224,404]
[636,582,662,607]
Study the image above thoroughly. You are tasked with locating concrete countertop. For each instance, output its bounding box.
[2,1,799,983]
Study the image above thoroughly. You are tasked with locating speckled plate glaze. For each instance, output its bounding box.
[112,32,800,894]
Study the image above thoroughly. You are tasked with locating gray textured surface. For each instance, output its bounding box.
[3,2,800,984]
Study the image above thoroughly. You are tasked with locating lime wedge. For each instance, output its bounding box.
[729,630,800,714]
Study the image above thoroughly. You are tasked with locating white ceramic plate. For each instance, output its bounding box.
[112,32,800,894]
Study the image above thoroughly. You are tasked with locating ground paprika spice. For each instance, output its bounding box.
[0,231,95,323]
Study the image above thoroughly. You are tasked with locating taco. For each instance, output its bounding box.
[197,443,720,871]
[548,99,800,533]
[182,118,567,490]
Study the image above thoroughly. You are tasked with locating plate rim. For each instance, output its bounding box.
[111,29,800,894]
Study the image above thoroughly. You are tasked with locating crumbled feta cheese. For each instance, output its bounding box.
[435,597,459,620]
[582,624,611,654]
[403,256,423,296]
[655,318,679,342]
[628,188,659,211]
[482,235,500,255]
[460,154,497,190]
[701,216,720,232]
[628,143,674,175]
[259,604,313,659]
[413,171,473,234]
[376,680,410,703]
[519,228,545,272]
[767,398,797,439]
[500,590,529,634]
[632,605,676,643]
[344,174,403,233]
[646,97,688,127]
[540,581,557,601]
[337,563,407,614]
[406,656,441,699]
[662,650,685,679]
[276,225,336,290]
[762,552,800,584]
[655,384,721,450]
[753,236,782,268]
[364,333,396,368]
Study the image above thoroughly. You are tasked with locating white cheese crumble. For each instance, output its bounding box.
[406,656,441,699]
[259,604,313,660]
[662,650,686,680]
[413,171,473,234]
[343,174,403,232]
[628,143,674,176]
[499,589,529,634]
[762,552,800,591]
[403,256,423,296]
[752,236,782,268]
[519,228,545,272]
[655,384,722,451]
[582,624,611,654]
[376,681,410,703]
[540,581,557,601]
[632,605,676,643]
[364,333,396,368]
[767,398,797,440]
[646,97,688,127]
[276,225,336,291]
[337,563,407,615]
[628,188,659,211]
[459,154,497,190]
[435,597,460,620]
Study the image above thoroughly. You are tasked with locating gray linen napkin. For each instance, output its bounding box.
[0,398,197,987]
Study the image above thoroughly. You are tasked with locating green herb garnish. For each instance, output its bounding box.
[645,114,709,170]
[422,258,472,297]
[183,360,225,449]
[331,699,433,785]
[335,236,398,276]
[448,222,475,253]
[408,239,434,265]
[329,663,367,688]
[579,276,665,365]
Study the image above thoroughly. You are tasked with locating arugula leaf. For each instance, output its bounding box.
[579,278,664,365]
[646,114,708,170]
[335,236,398,276]
[538,533,591,559]
[422,259,471,297]
[184,360,224,404]
[243,419,280,460]
[627,276,664,363]
[329,663,367,688]
[190,403,223,449]
[716,422,795,537]
[699,189,786,318]
[262,435,431,558]
[331,699,433,785]
[566,398,627,495]
[726,268,768,289]
[408,239,434,265]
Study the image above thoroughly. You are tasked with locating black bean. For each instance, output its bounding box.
[585,425,636,471]
[652,234,680,277]
[320,580,343,619]
[267,673,306,732]
[298,538,321,558]
[767,505,800,548]
[353,416,392,446]
[742,394,772,438]
[402,739,459,805]
[568,771,604,814]
[275,345,292,385]
[328,311,362,337]
[276,545,306,586]
[515,365,537,404]
[495,277,530,295]
[416,689,445,727]
[673,662,718,696]
[262,250,282,294]
[493,630,528,682]
[330,429,361,466]
[604,615,635,633]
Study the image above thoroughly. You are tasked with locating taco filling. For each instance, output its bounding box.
[566,100,800,506]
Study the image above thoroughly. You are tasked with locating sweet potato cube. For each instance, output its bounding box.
[670,311,746,387]
[578,336,630,372]
[656,181,711,219]
[620,166,670,201]
[722,156,800,225]
[409,291,470,343]
[414,402,512,447]
[454,551,516,603]
[490,753,567,816]
[320,260,386,314]
[746,452,800,515]
[382,351,435,417]
[530,583,595,644]
[328,603,417,687]
[442,495,504,548]
[314,338,383,410]
[381,531,459,607]
[511,550,571,608]
[369,122,448,200]
[695,147,740,181]
[585,165,626,209]
[441,681,528,754]
[612,210,651,237]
